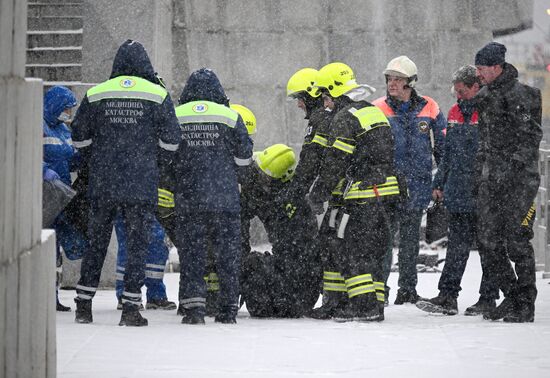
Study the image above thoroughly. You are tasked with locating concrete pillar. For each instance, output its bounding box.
[1,0,54,376]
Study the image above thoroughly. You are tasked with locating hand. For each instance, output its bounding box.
[432,189,444,202]
[44,168,60,181]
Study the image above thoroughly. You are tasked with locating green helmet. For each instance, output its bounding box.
[314,62,358,98]
[255,144,296,182]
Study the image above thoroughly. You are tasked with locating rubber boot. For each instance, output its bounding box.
[119,303,148,326]
[74,299,93,324]
[309,291,348,320]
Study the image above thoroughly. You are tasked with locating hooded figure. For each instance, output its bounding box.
[71,40,181,326]
[172,68,253,324]
[43,86,78,185]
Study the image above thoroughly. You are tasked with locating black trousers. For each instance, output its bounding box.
[477,172,539,304]
[76,200,154,307]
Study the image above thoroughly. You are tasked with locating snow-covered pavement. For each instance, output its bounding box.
[57,251,550,378]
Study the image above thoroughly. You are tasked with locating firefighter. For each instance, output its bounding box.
[240,144,321,318]
[310,62,399,321]
[172,68,253,325]
[373,56,447,305]
[72,40,181,326]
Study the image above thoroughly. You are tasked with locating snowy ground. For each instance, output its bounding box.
[57,251,550,378]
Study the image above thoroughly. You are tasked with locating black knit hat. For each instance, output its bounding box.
[475,42,507,66]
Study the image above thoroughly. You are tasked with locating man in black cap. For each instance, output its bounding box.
[474,41,542,322]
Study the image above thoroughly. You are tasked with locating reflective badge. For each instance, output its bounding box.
[120,78,136,88]
[192,103,208,113]
[418,121,429,133]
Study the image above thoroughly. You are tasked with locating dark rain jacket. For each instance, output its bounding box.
[373,91,446,210]
[240,167,321,317]
[433,101,479,213]
[173,69,253,214]
[310,97,400,206]
[474,63,542,195]
[283,104,333,200]
[43,86,78,185]
[71,40,181,205]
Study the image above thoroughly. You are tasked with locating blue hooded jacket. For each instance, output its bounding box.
[43,86,78,185]
[174,68,253,213]
[71,40,181,205]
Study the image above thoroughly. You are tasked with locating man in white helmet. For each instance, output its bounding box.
[373,56,447,305]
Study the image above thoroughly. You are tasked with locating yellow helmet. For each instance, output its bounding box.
[314,62,358,98]
[230,104,257,135]
[286,68,320,98]
[255,144,296,182]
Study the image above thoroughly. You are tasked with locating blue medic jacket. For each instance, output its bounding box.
[43,86,78,185]
[71,40,181,205]
[433,101,479,213]
[173,68,253,213]
[373,91,446,210]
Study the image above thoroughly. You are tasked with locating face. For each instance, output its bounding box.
[58,107,74,123]
[322,94,335,111]
[296,98,306,112]
[476,65,502,85]
[453,81,479,100]
[386,75,411,101]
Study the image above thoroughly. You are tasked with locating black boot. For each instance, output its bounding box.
[119,304,148,326]
[146,298,177,310]
[464,297,496,316]
[74,299,93,324]
[503,301,535,323]
[483,297,516,321]
[181,309,205,325]
[334,295,382,323]
[309,291,347,320]
[117,298,144,311]
[394,289,424,305]
[416,294,458,315]
[57,300,71,312]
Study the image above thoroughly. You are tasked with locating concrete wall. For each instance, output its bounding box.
[1,0,55,376]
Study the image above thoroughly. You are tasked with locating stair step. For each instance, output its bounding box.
[28,0,83,4]
[27,30,82,48]
[27,16,83,31]
[27,47,82,64]
[28,3,82,18]
[26,63,81,82]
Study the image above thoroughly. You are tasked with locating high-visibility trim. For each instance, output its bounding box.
[146,263,166,270]
[372,97,396,117]
[312,133,329,147]
[76,284,97,292]
[374,281,385,302]
[122,291,142,298]
[43,137,62,145]
[76,293,93,300]
[323,282,347,292]
[158,188,175,208]
[337,213,350,239]
[350,105,391,132]
[348,284,376,298]
[332,138,355,154]
[376,292,385,302]
[417,96,440,119]
[115,272,124,280]
[344,176,400,200]
[87,76,168,104]
[176,101,239,128]
[323,271,344,280]
[122,298,141,304]
[145,271,165,279]
[234,156,253,166]
[204,273,219,282]
[158,198,175,208]
[328,208,339,228]
[331,179,345,196]
[180,297,206,309]
[158,188,174,198]
[159,138,179,151]
[73,139,92,148]
[66,138,73,146]
[345,274,373,288]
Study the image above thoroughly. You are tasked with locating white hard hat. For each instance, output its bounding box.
[383,56,418,87]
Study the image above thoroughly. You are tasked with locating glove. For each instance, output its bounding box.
[307,193,325,215]
[44,168,60,181]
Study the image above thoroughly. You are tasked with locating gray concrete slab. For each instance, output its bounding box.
[5,262,19,378]
[17,251,32,378]
[0,266,5,377]
[31,242,48,378]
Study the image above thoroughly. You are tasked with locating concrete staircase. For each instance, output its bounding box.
[26,0,83,88]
